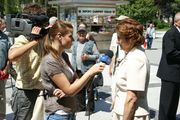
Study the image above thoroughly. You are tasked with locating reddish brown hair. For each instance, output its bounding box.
[116,18,145,51]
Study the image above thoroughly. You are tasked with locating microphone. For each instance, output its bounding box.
[93,50,113,87]
[98,50,114,65]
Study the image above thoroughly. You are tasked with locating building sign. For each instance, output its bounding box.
[78,7,116,16]
[49,0,127,5]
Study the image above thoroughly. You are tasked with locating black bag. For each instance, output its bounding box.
[93,73,103,87]
[8,63,17,80]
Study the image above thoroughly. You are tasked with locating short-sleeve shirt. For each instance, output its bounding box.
[113,47,150,116]
[40,53,77,113]
[146,27,155,38]
[10,35,43,89]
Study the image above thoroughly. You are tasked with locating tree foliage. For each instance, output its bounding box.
[117,0,158,25]
[0,0,47,15]
[171,0,180,14]
[4,0,20,14]
[155,0,180,18]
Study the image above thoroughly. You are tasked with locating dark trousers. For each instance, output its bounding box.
[76,70,95,112]
[11,88,40,120]
[0,80,6,119]
[147,38,153,49]
[158,80,180,120]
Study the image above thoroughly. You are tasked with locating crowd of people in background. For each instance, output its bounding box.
[1,3,180,120]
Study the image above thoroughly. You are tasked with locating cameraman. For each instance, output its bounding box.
[8,4,48,120]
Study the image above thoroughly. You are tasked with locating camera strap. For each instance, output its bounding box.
[113,46,119,75]
[113,50,128,75]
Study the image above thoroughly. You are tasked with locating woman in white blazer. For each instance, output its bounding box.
[111,18,150,120]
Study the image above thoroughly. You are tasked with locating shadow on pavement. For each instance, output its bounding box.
[98,91,111,100]
[146,48,158,50]
[176,114,180,120]
[6,113,14,120]
[149,107,180,120]
[95,99,111,112]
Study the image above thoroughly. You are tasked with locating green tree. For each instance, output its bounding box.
[155,0,180,17]
[2,0,48,15]
[4,0,21,14]
[154,0,180,25]
[0,0,5,16]
[171,0,180,14]
[170,0,180,24]
[117,0,157,25]
[18,0,42,4]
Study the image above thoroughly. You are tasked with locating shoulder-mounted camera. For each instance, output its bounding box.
[6,13,49,38]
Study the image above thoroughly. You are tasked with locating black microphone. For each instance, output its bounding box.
[93,50,114,87]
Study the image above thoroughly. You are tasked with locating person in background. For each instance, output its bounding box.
[86,32,96,45]
[0,17,10,120]
[109,15,129,59]
[111,18,150,120]
[146,23,155,49]
[40,20,105,120]
[86,32,100,101]
[157,12,180,120]
[71,24,100,116]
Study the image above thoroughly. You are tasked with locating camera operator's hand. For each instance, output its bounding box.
[29,26,48,40]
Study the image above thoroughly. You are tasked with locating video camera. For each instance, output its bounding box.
[6,13,49,37]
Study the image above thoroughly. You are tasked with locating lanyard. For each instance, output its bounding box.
[113,48,128,75]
